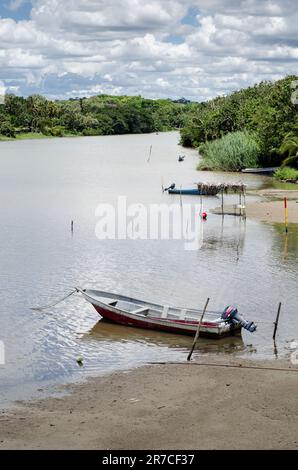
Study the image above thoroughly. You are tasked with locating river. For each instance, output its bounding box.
[0,131,297,406]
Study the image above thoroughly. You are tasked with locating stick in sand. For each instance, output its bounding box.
[187,297,210,361]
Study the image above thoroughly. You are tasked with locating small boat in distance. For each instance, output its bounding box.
[77,288,257,339]
[241,167,279,175]
[178,155,185,162]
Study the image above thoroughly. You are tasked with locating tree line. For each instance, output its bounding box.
[180,75,298,171]
[0,94,193,138]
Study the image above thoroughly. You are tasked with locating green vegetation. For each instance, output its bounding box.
[274,166,298,182]
[0,94,193,140]
[181,76,298,171]
[198,131,260,171]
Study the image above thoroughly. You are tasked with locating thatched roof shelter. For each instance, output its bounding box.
[196,182,246,195]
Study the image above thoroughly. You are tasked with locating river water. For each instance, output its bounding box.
[0,131,297,406]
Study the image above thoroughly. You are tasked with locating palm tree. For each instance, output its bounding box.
[280,126,298,168]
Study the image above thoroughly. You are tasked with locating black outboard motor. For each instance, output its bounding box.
[221,306,257,333]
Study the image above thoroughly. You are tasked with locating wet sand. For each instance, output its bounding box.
[213,189,298,223]
[1,358,297,450]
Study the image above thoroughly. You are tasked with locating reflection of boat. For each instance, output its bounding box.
[85,319,247,353]
[77,289,256,338]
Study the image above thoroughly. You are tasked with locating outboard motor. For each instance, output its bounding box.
[221,306,257,333]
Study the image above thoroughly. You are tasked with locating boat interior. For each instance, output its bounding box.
[92,292,221,323]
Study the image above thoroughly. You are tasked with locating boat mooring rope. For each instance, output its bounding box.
[31,289,77,311]
[148,362,298,373]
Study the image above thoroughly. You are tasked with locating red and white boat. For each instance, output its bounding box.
[77,288,257,338]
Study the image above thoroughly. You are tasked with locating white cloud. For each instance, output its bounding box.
[0,0,297,100]
[8,0,29,11]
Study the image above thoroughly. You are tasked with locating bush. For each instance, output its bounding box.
[50,126,65,137]
[0,119,16,138]
[197,131,261,171]
[81,128,103,136]
[275,166,298,181]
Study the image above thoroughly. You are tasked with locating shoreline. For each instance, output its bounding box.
[212,189,298,224]
[0,357,297,450]
[0,130,174,142]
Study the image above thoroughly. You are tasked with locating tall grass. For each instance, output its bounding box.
[275,166,298,181]
[197,131,260,171]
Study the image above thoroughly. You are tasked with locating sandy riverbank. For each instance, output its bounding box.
[212,189,298,224]
[1,358,297,450]
[247,189,298,223]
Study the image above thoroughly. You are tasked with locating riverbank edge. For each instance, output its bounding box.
[212,189,298,224]
[0,132,86,141]
[0,129,176,142]
[0,356,297,450]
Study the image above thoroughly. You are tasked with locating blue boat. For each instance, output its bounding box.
[168,188,205,195]
[165,183,220,196]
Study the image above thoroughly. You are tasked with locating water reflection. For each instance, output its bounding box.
[85,319,247,355]
[200,218,246,262]
[86,319,245,351]
[272,223,298,268]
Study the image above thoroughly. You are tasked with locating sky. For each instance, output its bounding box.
[0,0,297,101]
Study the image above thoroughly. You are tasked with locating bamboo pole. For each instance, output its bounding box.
[273,302,282,340]
[187,298,210,361]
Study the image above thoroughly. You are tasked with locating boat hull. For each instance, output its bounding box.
[92,304,239,338]
[78,289,241,339]
[168,188,219,196]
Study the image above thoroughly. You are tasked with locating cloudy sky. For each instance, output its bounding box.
[0,0,297,101]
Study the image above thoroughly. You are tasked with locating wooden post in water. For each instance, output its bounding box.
[284,196,288,234]
[273,302,282,341]
[187,298,210,361]
[221,189,224,216]
[243,188,247,219]
[147,145,152,163]
[71,220,74,234]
